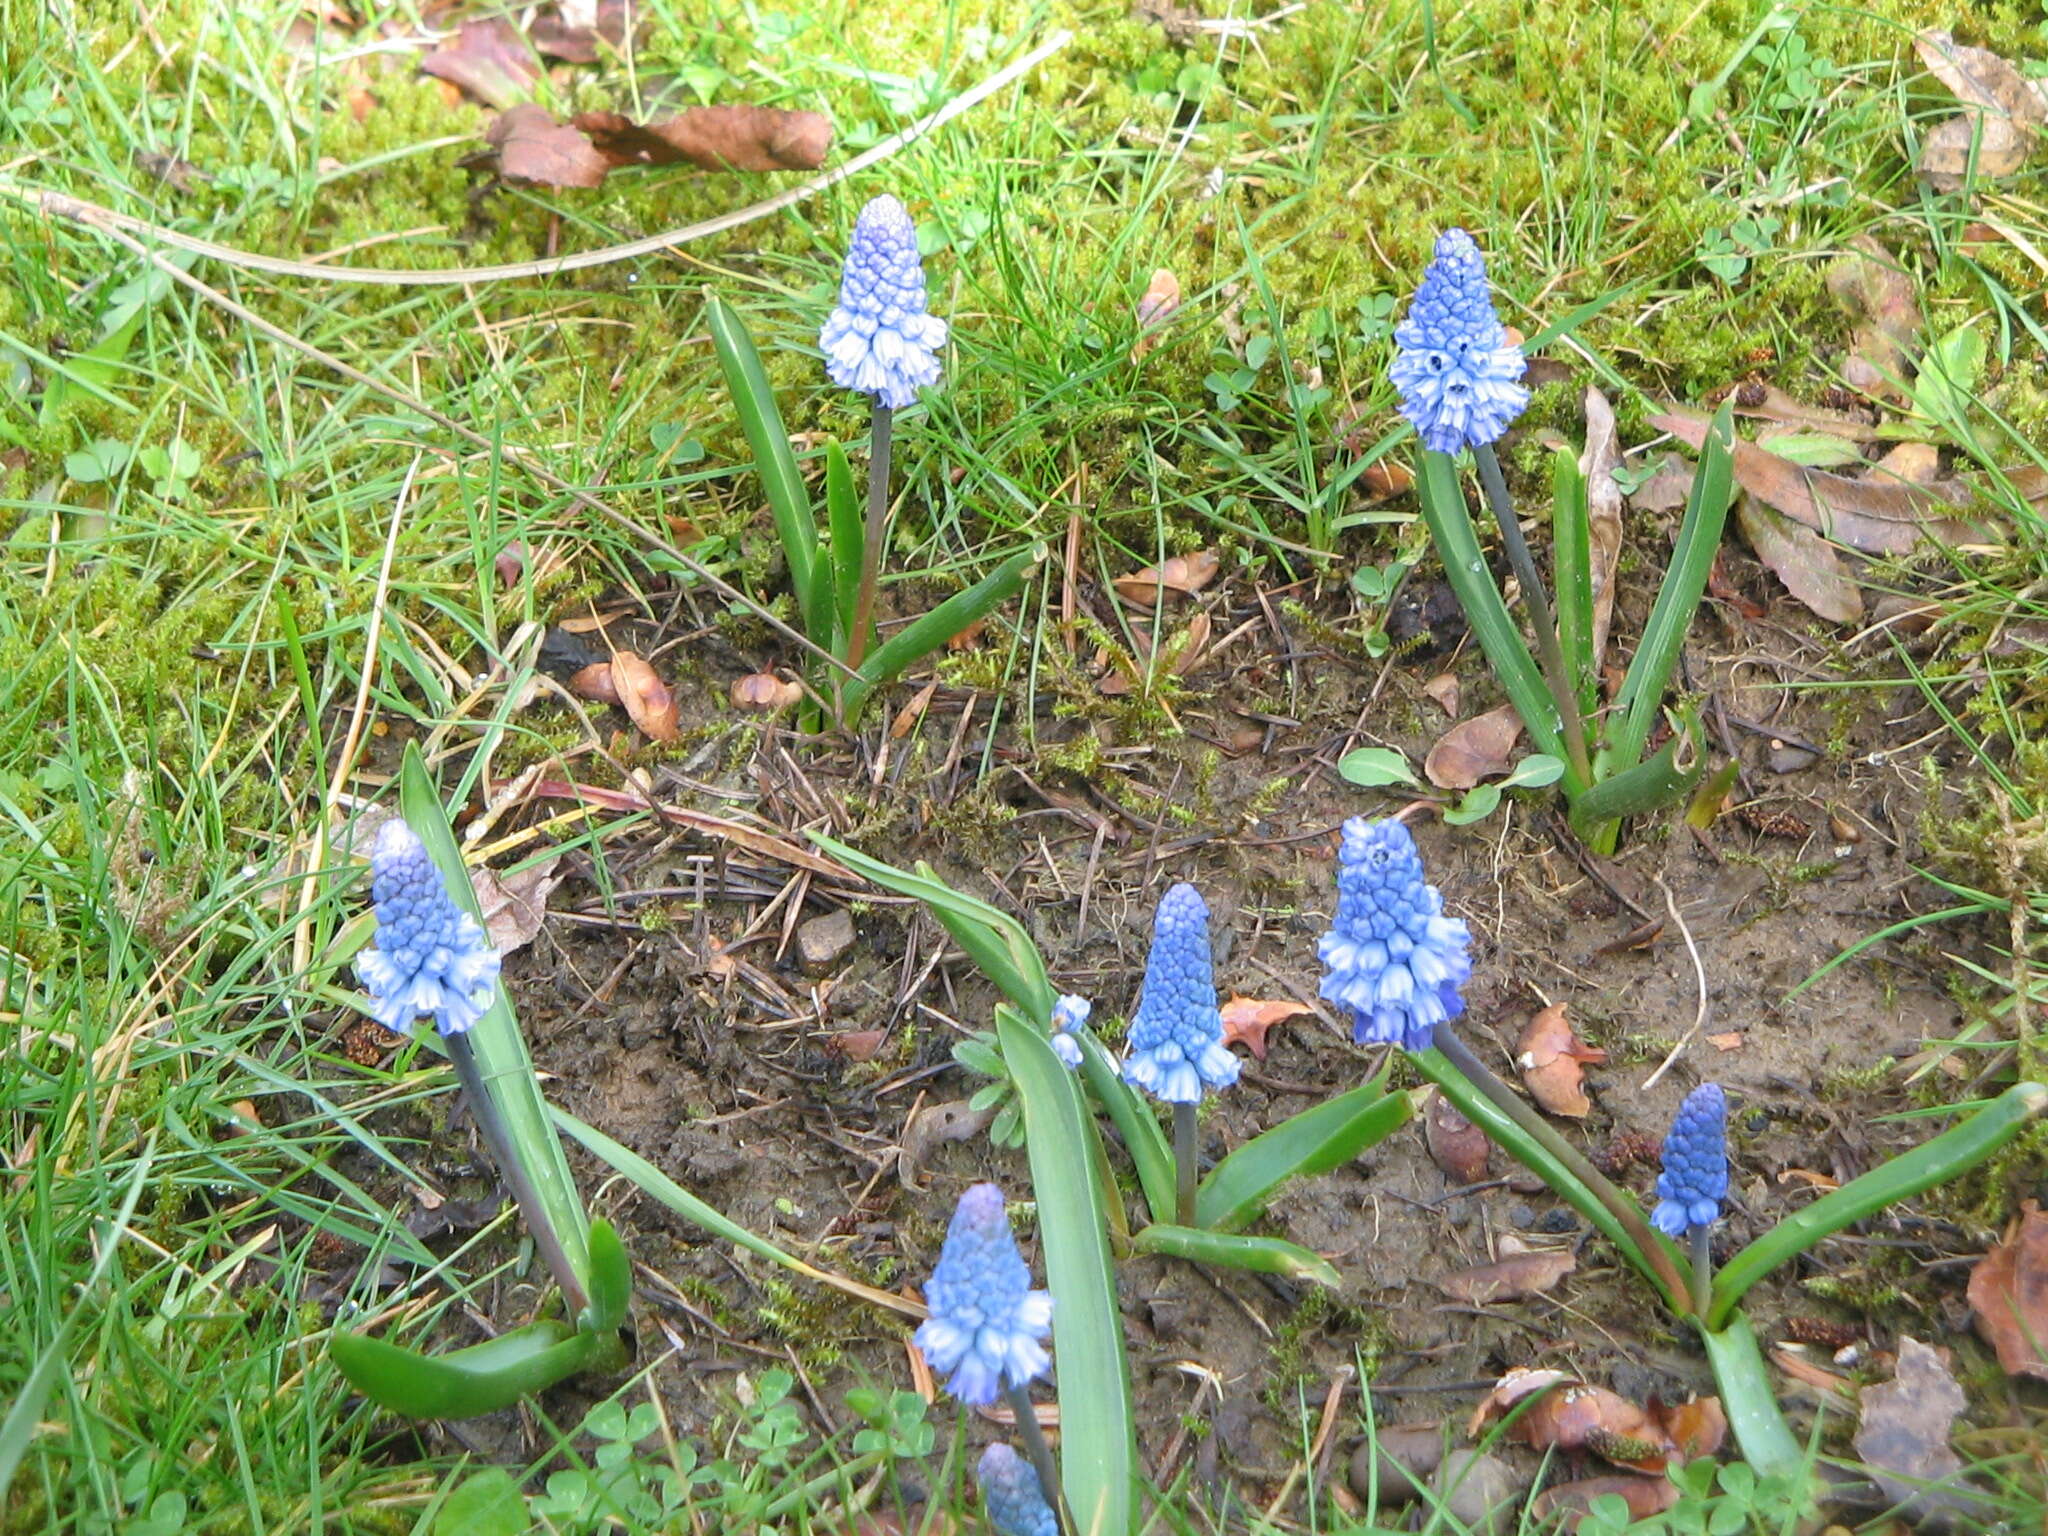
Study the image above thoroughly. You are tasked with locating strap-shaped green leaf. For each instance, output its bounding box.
[1415,451,1583,794]
[399,747,589,1283]
[705,296,823,639]
[825,439,863,649]
[579,1218,632,1335]
[330,1321,594,1420]
[1132,1224,1340,1287]
[998,1011,1134,1536]
[1699,1315,1807,1481]
[1708,1081,2048,1327]
[840,545,1040,723]
[1196,1078,1408,1233]
[1075,1032,1175,1224]
[1569,708,1706,833]
[1550,444,1595,714]
[809,834,1055,1019]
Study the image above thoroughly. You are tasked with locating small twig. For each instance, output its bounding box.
[1641,875,1711,1091]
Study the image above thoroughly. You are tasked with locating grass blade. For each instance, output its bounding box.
[1708,1081,2048,1326]
[1414,451,1579,789]
[398,747,589,1283]
[1133,1224,1341,1286]
[998,1008,1134,1536]
[1196,1079,1407,1233]
[705,295,823,638]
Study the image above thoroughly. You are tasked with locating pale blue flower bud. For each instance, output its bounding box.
[818,194,947,409]
[913,1183,1052,1406]
[355,819,501,1038]
[1121,884,1239,1104]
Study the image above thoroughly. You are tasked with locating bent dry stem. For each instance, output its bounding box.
[1429,1022,1689,1310]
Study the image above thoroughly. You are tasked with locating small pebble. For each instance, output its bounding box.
[796,909,856,974]
[1347,1425,1444,1509]
[1431,1450,1522,1535]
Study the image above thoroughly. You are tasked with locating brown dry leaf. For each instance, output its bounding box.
[1424,1088,1491,1182]
[827,1029,888,1063]
[1735,494,1864,624]
[1113,550,1220,604]
[1473,1372,1676,1473]
[1707,1031,1745,1051]
[1853,1337,1973,1517]
[568,659,622,704]
[1914,31,2046,190]
[898,1099,997,1188]
[1218,996,1311,1059]
[1130,268,1181,361]
[731,672,802,711]
[1771,1345,1859,1407]
[1653,410,1981,555]
[1423,703,1522,791]
[473,854,565,955]
[530,0,641,62]
[1629,451,1696,513]
[1468,1368,1575,1436]
[610,651,678,741]
[1516,1003,1607,1119]
[890,679,940,739]
[1579,386,1623,668]
[421,18,538,110]
[1777,1168,1842,1191]
[1874,441,1941,487]
[1654,1396,1727,1459]
[1731,383,1881,441]
[1534,1476,1678,1530]
[573,106,832,172]
[1422,673,1461,717]
[487,103,609,190]
[1439,1249,1576,1305]
[1362,458,1416,499]
[1968,1200,2048,1380]
[1824,238,1923,401]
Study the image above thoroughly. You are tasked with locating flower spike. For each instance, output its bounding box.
[1652,1083,1729,1236]
[356,819,501,1038]
[913,1184,1053,1407]
[818,193,948,409]
[1318,817,1472,1053]
[977,1443,1060,1536]
[1389,228,1529,454]
[1121,883,1239,1104]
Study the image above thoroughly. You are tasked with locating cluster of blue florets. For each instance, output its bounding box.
[356,819,500,1038]
[1317,818,1472,1053]
[913,1183,1053,1407]
[1652,1083,1730,1236]
[1121,884,1241,1105]
[819,194,948,409]
[1389,227,1530,454]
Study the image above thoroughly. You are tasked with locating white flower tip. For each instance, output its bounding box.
[372,817,423,863]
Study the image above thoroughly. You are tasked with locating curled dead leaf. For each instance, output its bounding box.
[1516,1003,1607,1118]
[1218,995,1310,1059]
[1824,238,1923,402]
[1423,703,1522,791]
[487,103,610,190]
[731,671,802,712]
[1439,1249,1575,1305]
[1853,1337,1985,1524]
[899,1098,999,1189]
[1130,268,1181,361]
[827,1029,888,1063]
[1579,387,1623,668]
[1534,1475,1679,1530]
[1913,30,2046,190]
[1654,1395,1727,1460]
[1113,550,1219,604]
[421,17,539,110]
[573,105,833,172]
[530,0,642,62]
[1968,1199,2048,1380]
[1362,458,1416,499]
[473,854,565,956]
[610,651,678,741]
[568,659,622,704]
[1424,1087,1491,1182]
[1422,672,1461,718]
[1512,1383,1676,1473]
[1734,494,1864,624]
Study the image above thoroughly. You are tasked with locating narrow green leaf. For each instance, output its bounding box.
[1709,1081,2048,1326]
[1550,445,1595,713]
[1076,1032,1176,1224]
[1415,451,1581,790]
[705,296,823,637]
[1699,1316,1807,1480]
[842,545,1040,723]
[999,1011,1134,1536]
[399,748,589,1282]
[1605,403,1734,777]
[553,1106,923,1319]
[825,439,863,647]
[1413,1051,1685,1309]
[1133,1224,1341,1287]
[1196,1080,1407,1232]
[580,1218,632,1335]
[330,1322,595,1419]
[809,835,1055,1019]
[1570,712,1706,832]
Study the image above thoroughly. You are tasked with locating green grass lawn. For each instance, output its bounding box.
[3,0,2047,1529]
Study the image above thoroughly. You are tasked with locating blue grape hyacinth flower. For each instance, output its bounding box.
[977,1444,1059,1536]
[1388,228,1529,454]
[1318,817,1472,1054]
[356,819,500,1038]
[1122,883,1240,1104]
[818,193,948,410]
[913,1183,1053,1406]
[1049,993,1092,1071]
[1652,1083,1730,1236]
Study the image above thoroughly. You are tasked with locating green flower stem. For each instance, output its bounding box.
[1430,1023,1690,1310]
[1472,443,1592,787]
[844,403,893,672]
[1003,1381,1071,1536]
[1690,1224,1712,1322]
[1173,1102,1198,1229]
[1699,1314,1806,1481]
[446,1031,589,1319]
